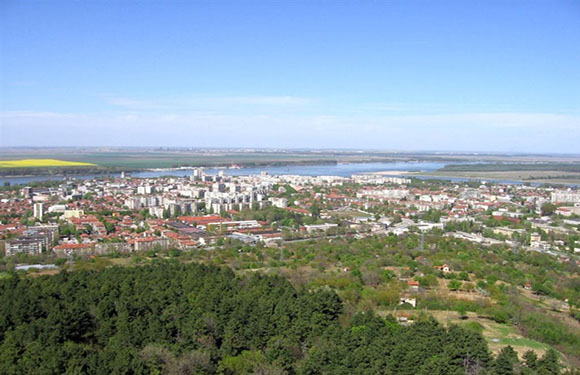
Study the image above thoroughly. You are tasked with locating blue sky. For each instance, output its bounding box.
[1,0,579,152]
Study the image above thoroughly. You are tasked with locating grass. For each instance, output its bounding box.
[412,170,580,184]
[0,152,338,169]
[0,159,96,168]
[0,149,417,169]
[496,337,550,350]
[400,310,556,358]
[439,163,580,173]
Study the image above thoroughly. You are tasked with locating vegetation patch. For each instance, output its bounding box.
[438,163,580,173]
[0,159,96,168]
[1,262,567,374]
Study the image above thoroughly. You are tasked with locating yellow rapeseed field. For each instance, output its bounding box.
[0,159,96,168]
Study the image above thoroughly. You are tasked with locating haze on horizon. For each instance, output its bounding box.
[1,1,579,153]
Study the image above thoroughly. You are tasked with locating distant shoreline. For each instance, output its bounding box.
[0,159,430,178]
[371,170,414,176]
[0,160,338,178]
[3,160,580,187]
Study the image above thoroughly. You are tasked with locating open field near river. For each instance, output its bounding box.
[411,170,580,184]
[1,148,579,170]
[0,149,388,169]
[0,159,95,168]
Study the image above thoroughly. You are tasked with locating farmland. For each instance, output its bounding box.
[411,162,580,184]
[2,148,579,171]
[0,159,95,168]
[0,148,382,169]
[413,170,580,185]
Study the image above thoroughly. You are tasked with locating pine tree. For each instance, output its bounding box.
[523,350,538,370]
[495,346,518,375]
[537,349,560,375]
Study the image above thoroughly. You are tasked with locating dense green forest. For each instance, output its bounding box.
[0,262,574,374]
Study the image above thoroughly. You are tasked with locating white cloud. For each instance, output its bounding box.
[209,96,312,105]
[0,111,82,120]
[101,94,313,112]
[1,110,578,152]
[105,97,162,110]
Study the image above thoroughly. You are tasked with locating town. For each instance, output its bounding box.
[1,169,579,262]
[3,0,579,372]
[2,169,580,366]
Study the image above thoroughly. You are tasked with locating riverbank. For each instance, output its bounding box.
[4,161,580,186]
[0,160,337,178]
[0,157,447,178]
[0,161,447,185]
[372,170,413,176]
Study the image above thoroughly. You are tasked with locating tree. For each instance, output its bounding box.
[449,279,462,291]
[495,346,518,375]
[309,204,321,219]
[417,355,450,375]
[218,350,268,375]
[103,221,115,234]
[458,271,470,281]
[537,349,560,375]
[523,350,538,370]
[541,203,557,216]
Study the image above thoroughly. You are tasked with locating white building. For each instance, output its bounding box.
[269,197,288,208]
[551,190,580,203]
[33,202,44,221]
[303,223,338,233]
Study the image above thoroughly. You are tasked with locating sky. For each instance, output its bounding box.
[1,0,579,153]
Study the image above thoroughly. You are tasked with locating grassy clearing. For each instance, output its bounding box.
[395,310,554,358]
[482,322,552,355]
[0,159,96,168]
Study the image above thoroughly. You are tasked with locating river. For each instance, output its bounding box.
[0,161,541,186]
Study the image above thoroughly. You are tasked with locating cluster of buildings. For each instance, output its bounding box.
[1,169,579,264]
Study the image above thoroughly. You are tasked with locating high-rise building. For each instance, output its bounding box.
[33,202,44,221]
[192,168,204,181]
[5,238,44,256]
[21,186,33,199]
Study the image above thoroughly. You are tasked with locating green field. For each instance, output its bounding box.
[405,162,580,184]
[1,149,580,170]
[439,163,580,173]
[0,150,335,168]
[0,149,393,169]
[413,170,580,184]
[413,311,554,358]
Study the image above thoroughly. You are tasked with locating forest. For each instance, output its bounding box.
[0,261,575,375]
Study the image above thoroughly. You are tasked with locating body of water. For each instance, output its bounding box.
[0,162,444,185]
[0,161,558,186]
[145,162,449,178]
